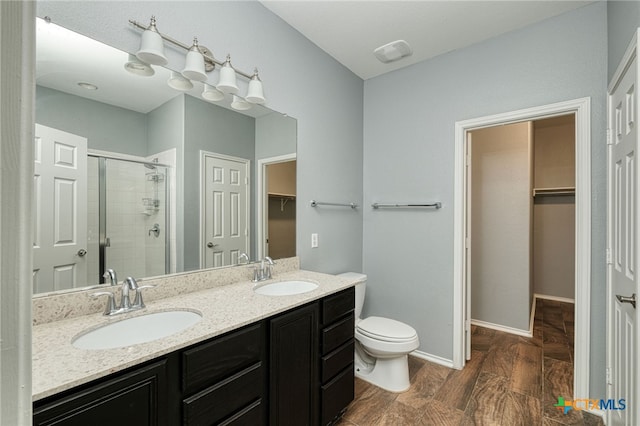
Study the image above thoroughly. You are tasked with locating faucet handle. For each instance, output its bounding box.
[252,264,261,283]
[132,285,155,309]
[91,291,117,316]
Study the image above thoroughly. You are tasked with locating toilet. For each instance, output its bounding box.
[338,272,420,392]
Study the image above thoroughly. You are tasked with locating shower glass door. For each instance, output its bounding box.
[87,156,170,284]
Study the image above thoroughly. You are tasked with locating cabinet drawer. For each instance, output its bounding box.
[322,339,354,383]
[183,363,263,426]
[219,399,263,426]
[320,365,354,426]
[182,322,263,395]
[322,313,354,354]
[322,287,355,324]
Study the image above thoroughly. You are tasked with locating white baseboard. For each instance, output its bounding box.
[410,350,455,369]
[534,293,575,304]
[471,319,532,338]
[529,297,537,336]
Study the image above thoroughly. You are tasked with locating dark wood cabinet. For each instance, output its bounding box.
[182,322,267,426]
[319,287,355,425]
[34,288,355,426]
[269,302,319,426]
[33,359,170,426]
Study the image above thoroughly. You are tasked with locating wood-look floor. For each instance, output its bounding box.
[337,299,604,426]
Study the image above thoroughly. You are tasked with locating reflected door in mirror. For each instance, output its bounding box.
[33,124,88,293]
[202,153,249,268]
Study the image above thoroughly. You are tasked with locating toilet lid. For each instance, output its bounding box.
[357,316,417,342]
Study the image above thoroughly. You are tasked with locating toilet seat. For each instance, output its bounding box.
[356,316,418,343]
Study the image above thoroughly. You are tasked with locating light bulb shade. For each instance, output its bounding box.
[136,27,168,66]
[124,54,155,76]
[217,61,238,94]
[182,42,207,82]
[245,75,265,104]
[167,71,193,91]
[231,95,252,111]
[202,84,225,102]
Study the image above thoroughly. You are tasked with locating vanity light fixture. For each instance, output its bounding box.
[181,38,207,82]
[216,55,239,94]
[129,16,267,108]
[124,54,155,76]
[167,71,193,91]
[230,95,252,111]
[202,83,225,102]
[135,16,168,66]
[245,69,266,104]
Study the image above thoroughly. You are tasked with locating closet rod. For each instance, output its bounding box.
[310,200,358,209]
[371,202,442,209]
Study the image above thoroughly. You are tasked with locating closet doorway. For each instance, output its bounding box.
[468,115,576,337]
[452,98,592,400]
[257,154,297,260]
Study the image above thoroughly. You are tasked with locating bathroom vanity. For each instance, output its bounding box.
[32,268,359,426]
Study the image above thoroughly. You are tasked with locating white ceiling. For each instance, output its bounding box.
[261,0,596,80]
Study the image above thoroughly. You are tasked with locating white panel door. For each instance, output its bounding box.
[608,52,638,426]
[202,153,249,268]
[33,124,88,293]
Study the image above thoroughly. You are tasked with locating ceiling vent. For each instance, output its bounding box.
[373,40,413,64]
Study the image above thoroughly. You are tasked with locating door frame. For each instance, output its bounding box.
[606,29,639,426]
[452,97,592,401]
[257,153,297,260]
[199,150,250,268]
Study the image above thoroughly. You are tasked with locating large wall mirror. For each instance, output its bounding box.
[34,17,297,296]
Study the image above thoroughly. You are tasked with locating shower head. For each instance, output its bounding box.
[144,163,156,170]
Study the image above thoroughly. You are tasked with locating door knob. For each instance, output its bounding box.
[207,242,218,248]
[77,249,87,257]
[616,293,636,309]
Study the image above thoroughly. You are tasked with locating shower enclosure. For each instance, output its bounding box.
[87,155,171,285]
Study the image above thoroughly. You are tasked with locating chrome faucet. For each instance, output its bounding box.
[91,276,155,316]
[103,268,118,286]
[252,256,275,282]
[238,252,249,265]
[120,277,138,310]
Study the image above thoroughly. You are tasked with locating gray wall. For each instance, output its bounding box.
[362,1,607,396]
[470,123,532,332]
[255,112,297,160]
[36,1,365,276]
[608,0,640,80]
[183,95,255,271]
[36,86,147,155]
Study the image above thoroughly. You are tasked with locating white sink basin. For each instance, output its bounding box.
[72,310,202,350]
[254,280,319,296]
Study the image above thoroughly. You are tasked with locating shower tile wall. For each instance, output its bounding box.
[105,160,149,279]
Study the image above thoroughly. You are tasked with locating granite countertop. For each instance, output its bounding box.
[32,269,361,401]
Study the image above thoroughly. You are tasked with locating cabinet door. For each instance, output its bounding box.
[270,303,319,426]
[33,359,168,426]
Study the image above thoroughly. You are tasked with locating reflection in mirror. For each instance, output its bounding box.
[34,17,297,295]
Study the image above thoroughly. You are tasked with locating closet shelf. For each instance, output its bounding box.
[268,192,296,199]
[532,187,575,197]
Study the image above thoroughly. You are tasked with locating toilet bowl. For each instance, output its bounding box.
[338,272,420,392]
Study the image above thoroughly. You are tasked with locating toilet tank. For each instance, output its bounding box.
[337,272,367,320]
